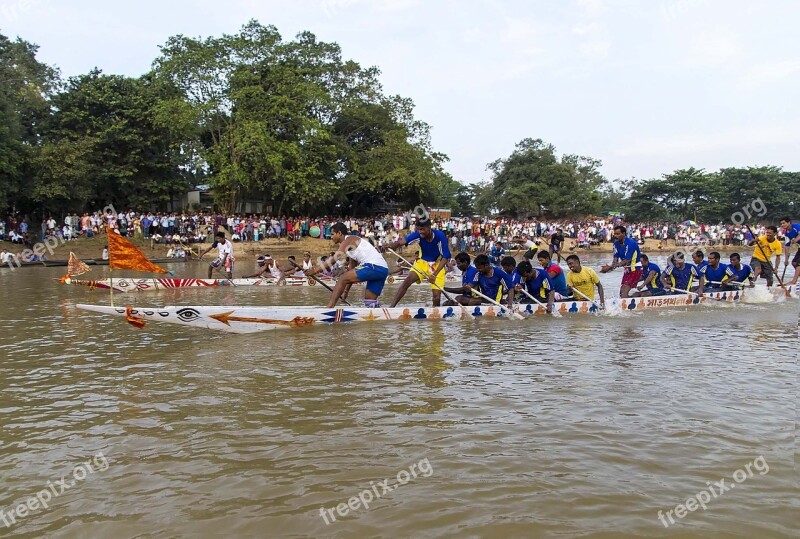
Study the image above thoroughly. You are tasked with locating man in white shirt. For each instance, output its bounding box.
[199,231,234,278]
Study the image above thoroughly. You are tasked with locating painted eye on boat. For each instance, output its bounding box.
[176,308,201,322]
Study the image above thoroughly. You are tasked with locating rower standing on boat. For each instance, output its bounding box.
[600,225,643,298]
[748,225,782,287]
[550,229,565,261]
[565,254,605,307]
[306,222,389,308]
[443,252,479,305]
[660,251,700,296]
[779,217,800,285]
[721,253,755,289]
[633,254,666,297]
[242,255,285,283]
[511,235,540,261]
[384,218,452,307]
[199,231,234,279]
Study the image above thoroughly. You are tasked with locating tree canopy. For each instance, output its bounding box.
[0,22,796,223]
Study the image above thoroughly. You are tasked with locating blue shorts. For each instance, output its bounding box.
[648,288,667,296]
[354,263,389,295]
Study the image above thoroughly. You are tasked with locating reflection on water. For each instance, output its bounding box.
[0,262,796,537]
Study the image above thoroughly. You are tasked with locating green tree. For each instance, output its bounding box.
[0,33,59,212]
[484,138,603,217]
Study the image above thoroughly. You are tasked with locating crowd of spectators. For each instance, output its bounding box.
[0,210,784,259]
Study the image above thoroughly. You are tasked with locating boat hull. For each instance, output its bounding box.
[76,290,746,334]
[63,273,461,292]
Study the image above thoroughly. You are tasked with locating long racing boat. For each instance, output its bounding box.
[76,289,750,334]
[61,273,461,292]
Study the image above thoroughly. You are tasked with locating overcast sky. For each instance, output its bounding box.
[2,0,798,184]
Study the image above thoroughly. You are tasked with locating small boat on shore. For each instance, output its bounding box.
[76,289,749,334]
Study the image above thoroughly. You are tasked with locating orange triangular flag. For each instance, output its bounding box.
[67,252,91,276]
[125,305,146,329]
[107,231,168,274]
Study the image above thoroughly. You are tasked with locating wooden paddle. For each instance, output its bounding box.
[570,287,604,311]
[667,287,727,302]
[745,225,790,297]
[196,255,236,286]
[386,248,478,320]
[291,259,351,306]
[464,286,525,320]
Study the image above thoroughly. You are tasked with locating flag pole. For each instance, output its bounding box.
[108,243,114,307]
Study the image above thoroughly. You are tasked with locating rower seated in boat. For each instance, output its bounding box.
[661,251,701,297]
[460,254,514,306]
[566,254,605,308]
[633,254,666,297]
[514,260,555,314]
[443,252,478,305]
[720,253,755,289]
[536,251,572,300]
[243,254,285,283]
[701,251,728,292]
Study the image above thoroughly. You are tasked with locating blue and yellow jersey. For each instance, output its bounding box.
[724,264,755,285]
[643,262,664,290]
[693,260,708,278]
[612,237,642,270]
[525,269,553,300]
[663,263,696,290]
[471,266,513,302]
[704,263,728,287]
[461,265,478,288]
[405,229,452,262]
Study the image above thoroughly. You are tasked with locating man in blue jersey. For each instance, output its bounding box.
[500,256,520,285]
[536,251,571,299]
[633,254,666,297]
[702,251,728,291]
[721,252,755,289]
[489,241,506,265]
[600,225,643,298]
[443,252,479,305]
[514,260,555,313]
[660,251,700,296]
[691,250,708,285]
[463,254,514,305]
[779,217,800,285]
[384,218,452,307]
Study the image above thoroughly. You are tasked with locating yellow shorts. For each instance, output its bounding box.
[412,259,445,289]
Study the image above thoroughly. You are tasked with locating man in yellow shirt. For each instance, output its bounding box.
[749,225,782,287]
[566,254,605,307]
